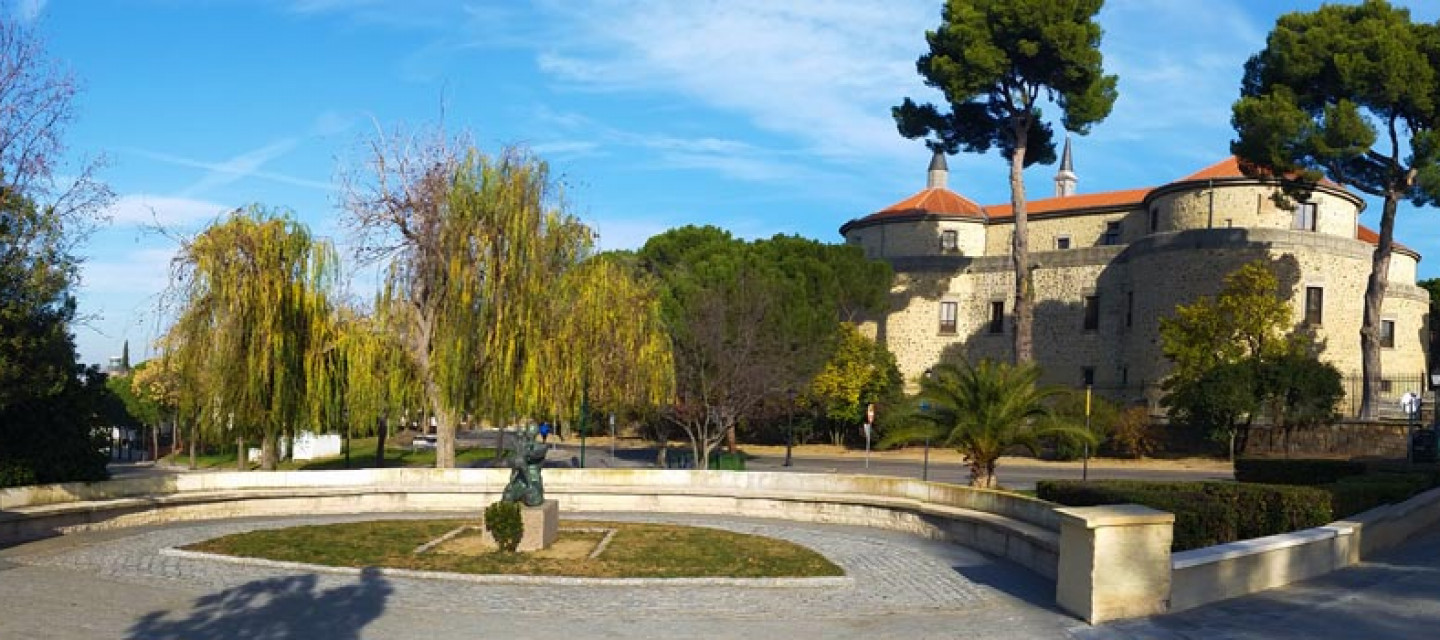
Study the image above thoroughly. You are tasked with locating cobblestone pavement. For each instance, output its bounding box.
[0,513,1088,639]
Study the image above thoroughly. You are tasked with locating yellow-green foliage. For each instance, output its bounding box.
[534,255,674,420]
[806,322,897,425]
[1159,259,1298,385]
[163,207,338,469]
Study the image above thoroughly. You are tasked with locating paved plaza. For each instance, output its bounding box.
[3,467,1436,639]
[0,513,1087,639]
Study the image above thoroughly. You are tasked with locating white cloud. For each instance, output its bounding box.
[106,194,232,227]
[78,246,178,298]
[13,0,46,23]
[529,0,938,164]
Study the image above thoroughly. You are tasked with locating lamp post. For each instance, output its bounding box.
[783,389,795,467]
[1083,385,1092,481]
[921,368,933,482]
[578,381,589,469]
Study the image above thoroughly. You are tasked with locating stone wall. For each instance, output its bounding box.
[1242,422,1412,459]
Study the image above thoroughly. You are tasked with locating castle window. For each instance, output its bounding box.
[941,230,958,252]
[1056,235,1072,250]
[1293,203,1317,231]
[1082,366,1096,387]
[1101,221,1122,246]
[1304,287,1324,326]
[1121,366,1129,386]
[989,301,1005,334]
[1149,207,1159,233]
[1083,295,1099,331]
[939,301,958,335]
[1381,319,1396,348]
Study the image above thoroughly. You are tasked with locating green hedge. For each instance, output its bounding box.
[1037,480,1333,551]
[1327,472,1435,518]
[1233,459,1368,486]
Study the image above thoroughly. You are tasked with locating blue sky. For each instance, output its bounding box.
[22,0,1440,366]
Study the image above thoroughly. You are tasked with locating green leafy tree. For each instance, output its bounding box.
[1159,260,1298,387]
[879,360,1095,488]
[805,322,901,445]
[164,207,339,471]
[1160,260,1342,458]
[639,227,891,467]
[342,129,592,467]
[894,0,1118,364]
[0,17,112,486]
[1231,0,1440,420]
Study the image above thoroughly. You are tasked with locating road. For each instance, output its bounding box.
[544,440,1232,490]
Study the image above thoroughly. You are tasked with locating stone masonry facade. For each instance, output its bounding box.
[840,149,1430,410]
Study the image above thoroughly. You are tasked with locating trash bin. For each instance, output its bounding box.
[1412,429,1438,464]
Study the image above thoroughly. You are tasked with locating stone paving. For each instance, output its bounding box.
[0,512,1087,639]
[6,509,1436,639]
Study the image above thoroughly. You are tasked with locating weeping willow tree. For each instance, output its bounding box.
[533,254,674,436]
[337,298,422,467]
[162,207,338,470]
[343,127,593,467]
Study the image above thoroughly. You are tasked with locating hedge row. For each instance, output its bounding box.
[1233,459,1368,486]
[1037,480,1333,551]
[1328,471,1438,518]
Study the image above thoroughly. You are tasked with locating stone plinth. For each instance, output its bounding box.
[483,499,558,552]
[1055,504,1174,624]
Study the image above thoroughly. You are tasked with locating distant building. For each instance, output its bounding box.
[840,144,1430,410]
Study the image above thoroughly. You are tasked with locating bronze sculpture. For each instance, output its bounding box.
[502,424,548,507]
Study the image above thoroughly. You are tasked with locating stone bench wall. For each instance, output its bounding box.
[0,469,1062,579]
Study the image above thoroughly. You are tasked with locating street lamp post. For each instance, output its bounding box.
[783,390,795,467]
[1083,385,1092,481]
[921,368,933,482]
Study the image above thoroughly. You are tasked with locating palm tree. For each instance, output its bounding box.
[880,360,1095,488]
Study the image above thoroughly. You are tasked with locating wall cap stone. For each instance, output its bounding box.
[1055,504,1174,528]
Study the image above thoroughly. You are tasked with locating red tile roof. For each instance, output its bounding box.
[1181,156,1343,189]
[872,187,986,218]
[984,187,1152,219]
[1358,224,1415,254]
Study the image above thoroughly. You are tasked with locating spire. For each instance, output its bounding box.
[1055,136,1077,197]
[927,149,948,190]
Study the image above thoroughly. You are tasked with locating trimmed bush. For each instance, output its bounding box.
[1234,459,1368,485]
[1327,473,1433,518]
[1037,480,1333,551]
[483,500,524,552]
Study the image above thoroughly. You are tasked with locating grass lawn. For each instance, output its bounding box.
[185,519,844,578]
[161,437,499,470]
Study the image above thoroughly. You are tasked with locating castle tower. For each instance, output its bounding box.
[1055,136,1077,197]
[927,149,948,190]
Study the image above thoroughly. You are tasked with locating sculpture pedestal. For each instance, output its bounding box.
[484,499,559,552]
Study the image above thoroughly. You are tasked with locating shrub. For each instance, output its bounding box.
[1037,480,1333,551]
[483,500,524,552]
[1234,459,1368,485]
[1327,473,1432,518]
[1105,407,1159,458]
[0,460,38,488]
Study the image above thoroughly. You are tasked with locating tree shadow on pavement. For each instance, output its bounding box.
[126,567,391,640]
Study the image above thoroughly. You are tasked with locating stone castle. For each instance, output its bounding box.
[840,142,1430,409]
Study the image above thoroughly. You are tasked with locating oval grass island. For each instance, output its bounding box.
[181,518,844,579]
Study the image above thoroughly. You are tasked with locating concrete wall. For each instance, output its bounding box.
[1169,484,1440,613]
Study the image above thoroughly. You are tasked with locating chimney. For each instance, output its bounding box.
[927,149,948,190]
[1055,136,1077,197]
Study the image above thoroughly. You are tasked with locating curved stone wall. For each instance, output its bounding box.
[0,469,1062,579]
